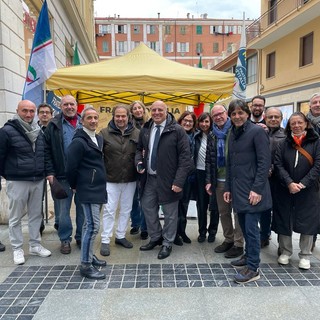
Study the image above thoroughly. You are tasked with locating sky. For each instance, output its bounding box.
[94,0,261,21]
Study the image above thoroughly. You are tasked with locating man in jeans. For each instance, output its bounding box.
[44,95,84,254]
[0,100,51,264]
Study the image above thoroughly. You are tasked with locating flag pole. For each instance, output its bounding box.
[232,12,246,100]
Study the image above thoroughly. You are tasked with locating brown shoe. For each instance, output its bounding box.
[60,241,71,254]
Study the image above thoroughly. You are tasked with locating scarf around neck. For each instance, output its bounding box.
[213,118,231,168]
[13,114,41,150]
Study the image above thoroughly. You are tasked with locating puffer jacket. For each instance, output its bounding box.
[0,119,44,181]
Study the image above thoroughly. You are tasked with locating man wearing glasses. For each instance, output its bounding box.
[250,95,266,124]
[37,103,53,131]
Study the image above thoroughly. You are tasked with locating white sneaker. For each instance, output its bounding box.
[13,249,25,265]
[278,254,291,265]
[29,245,51,257]
[299,258,310,270]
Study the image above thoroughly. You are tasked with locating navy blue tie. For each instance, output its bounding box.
[150,125,161,171]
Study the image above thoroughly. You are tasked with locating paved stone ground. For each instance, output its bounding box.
[1,205,320,319]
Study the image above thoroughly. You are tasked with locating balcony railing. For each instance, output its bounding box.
[246,0,310,43]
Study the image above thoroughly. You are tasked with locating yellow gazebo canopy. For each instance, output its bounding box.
[46,43,234,105]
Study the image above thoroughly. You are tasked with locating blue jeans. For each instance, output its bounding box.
[81,203,102,265]
[53,179,84,242]
[237,211,261,271]
[260,209,272,241]
[130,186,147,232]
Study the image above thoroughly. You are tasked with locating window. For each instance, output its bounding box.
[177,42,189,53]
[165,42,174,53]
[213,42,219,53]
[300,32,313,67]
[266,52,275,78]
[247,54,257,84]
[180,26,186,35]
[196,25,202,35]
[133,25,140,34]
[98,24,110,34]
[149,41,157,50]
[196,42,203,54]
[117,25,126,34]
[269,0,277,25]
[165,25,171,34]
[227,42,233,53]
[210,25,222,34]
[118,41,125,53]
[102,41,109,53]
[148,25,156,34]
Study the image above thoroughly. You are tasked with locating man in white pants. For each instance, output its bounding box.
[99,105,140,256]
[0,100,51,265]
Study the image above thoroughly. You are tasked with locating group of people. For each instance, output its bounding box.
[0,92,320,284]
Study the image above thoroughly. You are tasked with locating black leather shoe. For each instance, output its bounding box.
[174,235,183,246]
[197,235,206,243]
[80,265,106,280]
[158,245,172,260]
[92,255,107,267]
[140,231,149,240]
[140,237,163,251]
[0,242,5,252]
[76,240,81,249]
[181,234,191,244]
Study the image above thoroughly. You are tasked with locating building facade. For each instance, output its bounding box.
[95,15,253,69]
[213,0,320,115]
[0,0,98,127]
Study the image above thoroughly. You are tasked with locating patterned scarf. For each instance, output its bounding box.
[306,111,320,133]
[13,114,41,151]
[213,118,231,168]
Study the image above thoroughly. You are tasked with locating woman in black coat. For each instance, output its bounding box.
[273,112,320,270]
[224,99,272,284]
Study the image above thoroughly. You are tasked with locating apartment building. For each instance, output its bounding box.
[213,0,320,114]
[0,0,98,126]
[95,15,253,69]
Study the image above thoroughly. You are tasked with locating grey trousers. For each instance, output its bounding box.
[141,175,178,247]
[6,180,43,250]
[279,234,313,258]
[216,181,244,247]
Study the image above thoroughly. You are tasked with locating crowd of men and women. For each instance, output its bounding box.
[0,92,320,283]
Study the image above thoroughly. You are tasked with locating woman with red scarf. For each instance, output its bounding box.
[273,112,320,270]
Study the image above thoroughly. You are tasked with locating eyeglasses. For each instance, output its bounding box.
[212,111,225,118]
[252,104,264,108]
[39,111,51,114]
[266,115,281,119]
[182,119,194,124]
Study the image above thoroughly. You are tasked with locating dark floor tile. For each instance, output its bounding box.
[0,298,15,306]
[12,298,29,307]
[135,281,148,288]
[107,282,121,288]
[189,280,203,287]
[94,282,108,289]
[66,283,80,289]
[5,306,24,314]
[295,280,311,286]
[80,282,95,289]
[176,281,189,288]
[149,281,162,288]
[282,280,298,286]
[28,297,45,306]
[21,305,39,314]
[203,281,216,287]
[269,280,285,286]
[256,280,272,287]
[162,281,175,288]
[18,291,35,298]
[4,291,20,298]
[175,275,188,281]
[123,275,136,282]
[17,315,34,320]
[121,282,135,288]
[52,283,67,290]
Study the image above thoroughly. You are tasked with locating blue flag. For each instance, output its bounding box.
[232,15,246,100]
[22,0,56,106]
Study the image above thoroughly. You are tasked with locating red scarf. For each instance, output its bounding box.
[292,131,306,146]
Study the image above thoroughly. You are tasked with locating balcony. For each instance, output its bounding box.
[246,0,320,49]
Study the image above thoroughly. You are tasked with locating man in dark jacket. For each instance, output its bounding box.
[66,106,107,280]
[99,105,140,257]
[0,100,51,265]
[136,100,193,259]
[262,107,286,248]
[44,95,84,254]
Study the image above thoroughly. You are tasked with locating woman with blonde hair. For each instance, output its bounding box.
[129,101,150,239]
